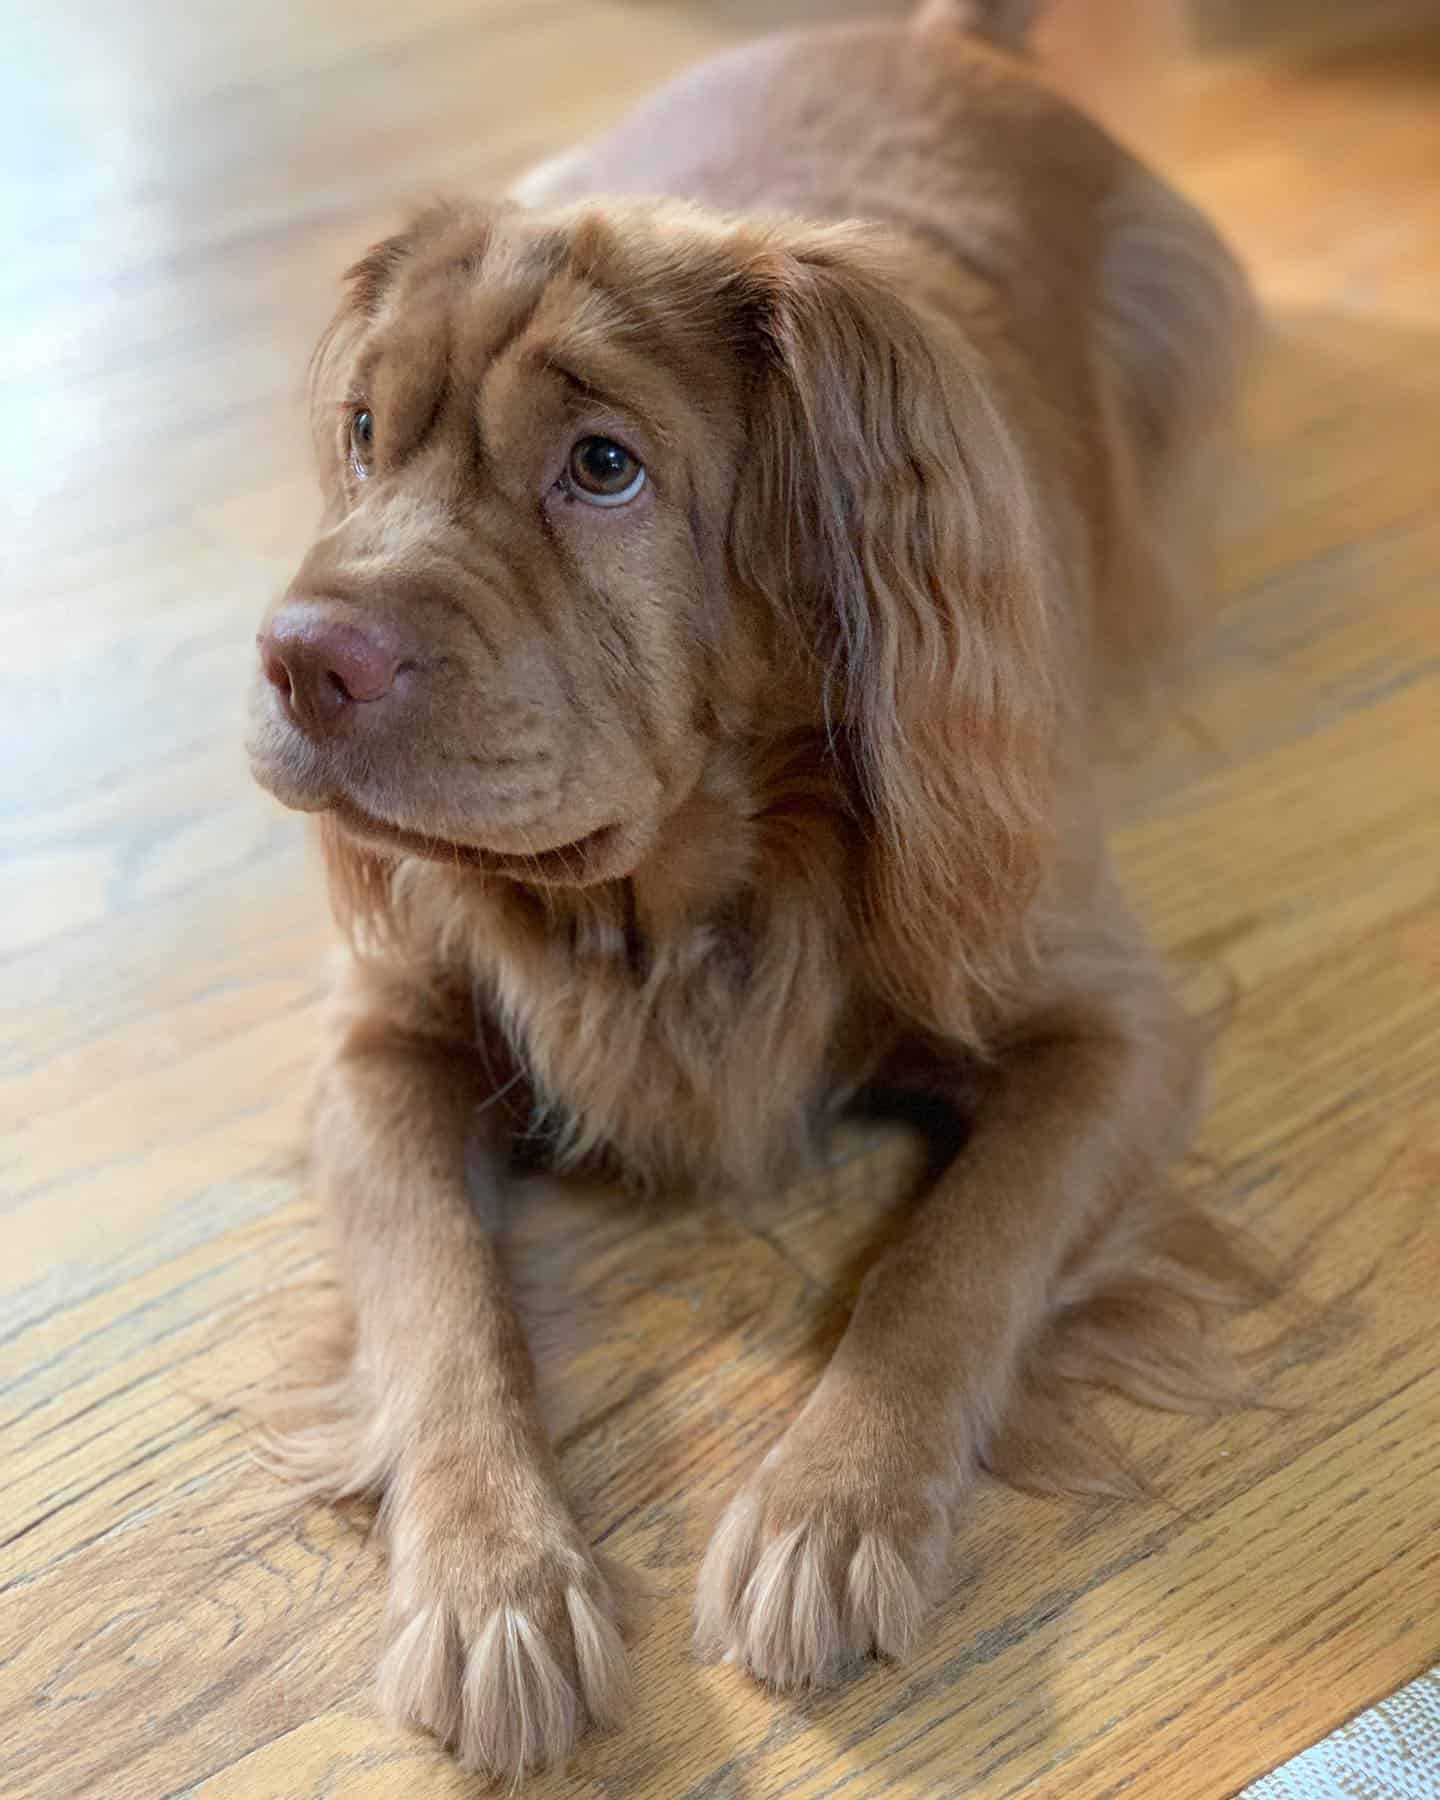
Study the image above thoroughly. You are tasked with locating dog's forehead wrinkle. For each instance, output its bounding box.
[359,320,445,426]
[523,211,743,348]
[466,283,556,397]
[351,284,558,491]
[363,221,747,464]
[494,283,746,457]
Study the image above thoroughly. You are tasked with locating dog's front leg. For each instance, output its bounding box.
[309,959,628,1775]
[698,911,1200,1688]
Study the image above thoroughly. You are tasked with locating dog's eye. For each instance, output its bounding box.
[567,436,646,507]
[350,408,374,478]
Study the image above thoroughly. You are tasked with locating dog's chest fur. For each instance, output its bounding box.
[464,878,864,1195]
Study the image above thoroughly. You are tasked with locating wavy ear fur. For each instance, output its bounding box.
[730,226,1057,1039]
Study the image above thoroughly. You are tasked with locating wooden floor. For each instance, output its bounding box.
[5,3,1440,1796]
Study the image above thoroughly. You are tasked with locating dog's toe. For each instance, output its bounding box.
[696,1425,948,1690]
[379,1512,629,1778]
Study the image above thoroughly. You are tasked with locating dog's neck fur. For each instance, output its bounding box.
[479,734,877,1193]
[329,730,894,1196]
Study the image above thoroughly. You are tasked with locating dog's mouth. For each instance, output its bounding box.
[332,801,629,887]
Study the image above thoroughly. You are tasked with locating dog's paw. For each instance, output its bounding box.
[378,1486,629,1778]
[695,1408,954,1690]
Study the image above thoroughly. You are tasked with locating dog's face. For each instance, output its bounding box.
[249,203,781,885]
[250,199,1054,1011]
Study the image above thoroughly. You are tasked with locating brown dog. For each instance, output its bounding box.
[247,0,1253,1778]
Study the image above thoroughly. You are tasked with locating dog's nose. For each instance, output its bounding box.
[260,610,401,733]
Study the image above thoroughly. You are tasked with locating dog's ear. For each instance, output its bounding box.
[731,226,1057,1035]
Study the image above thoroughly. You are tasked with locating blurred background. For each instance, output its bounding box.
[4,3,1439,1797]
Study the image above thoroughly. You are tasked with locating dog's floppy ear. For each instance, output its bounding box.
[731,225,1057,1036]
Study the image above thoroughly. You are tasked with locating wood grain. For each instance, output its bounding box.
[3,4,1439,1797]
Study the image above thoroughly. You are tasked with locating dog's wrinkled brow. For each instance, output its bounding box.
[353,269,557,474]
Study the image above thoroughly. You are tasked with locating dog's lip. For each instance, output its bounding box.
[331,801,627,885]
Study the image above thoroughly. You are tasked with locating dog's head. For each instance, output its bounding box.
[249,201,1054,1000]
